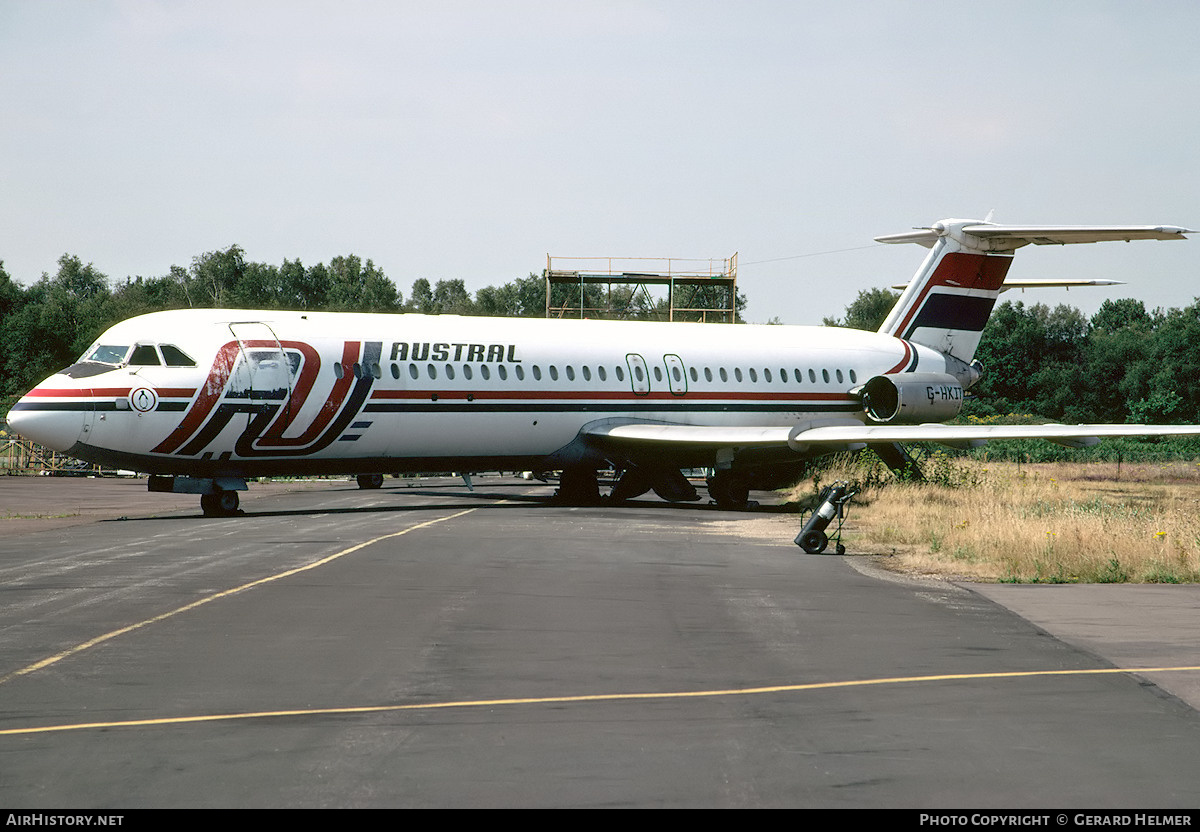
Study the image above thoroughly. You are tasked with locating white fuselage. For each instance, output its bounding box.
[8,308,946,477]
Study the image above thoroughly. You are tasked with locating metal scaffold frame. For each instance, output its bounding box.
[544,253,738,323]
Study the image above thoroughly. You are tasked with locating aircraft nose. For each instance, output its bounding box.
[5,383,89,452]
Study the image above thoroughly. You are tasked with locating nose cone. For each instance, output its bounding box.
[6,381,88,452]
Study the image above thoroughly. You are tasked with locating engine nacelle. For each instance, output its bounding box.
[860,372,964,425]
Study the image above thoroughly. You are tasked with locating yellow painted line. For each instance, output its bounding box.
[0,508,478,687]
[3,665,1198,737]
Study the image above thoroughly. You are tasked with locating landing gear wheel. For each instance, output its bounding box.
[555,467,601,505]
[357,473,385,489]
[707,471,749,509]
[799,529,828,554]
[201,490,240,517]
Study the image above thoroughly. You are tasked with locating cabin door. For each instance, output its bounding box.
[227,322,294,428]
[625,353,650,395]
[663,354,688,395]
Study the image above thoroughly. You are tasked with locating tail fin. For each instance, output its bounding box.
[876,219,1192,364]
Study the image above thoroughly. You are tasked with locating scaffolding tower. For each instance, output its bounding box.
[544,254,738,323]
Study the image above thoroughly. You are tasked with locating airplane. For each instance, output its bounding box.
[6,217,1199,519]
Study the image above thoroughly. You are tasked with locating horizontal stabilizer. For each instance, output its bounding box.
[891,278,1126,293]
[877,223,1193,250]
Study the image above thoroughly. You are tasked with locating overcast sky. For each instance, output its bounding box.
[2,0,1197,325]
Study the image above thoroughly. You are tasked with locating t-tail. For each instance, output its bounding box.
[875,218,1193,365]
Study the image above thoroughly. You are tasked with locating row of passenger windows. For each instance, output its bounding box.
[378,362,860,386]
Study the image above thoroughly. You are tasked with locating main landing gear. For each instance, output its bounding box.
[706,470,750,510]
[553,466,602,505]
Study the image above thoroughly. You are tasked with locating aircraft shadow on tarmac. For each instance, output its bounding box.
[103,481,800,522]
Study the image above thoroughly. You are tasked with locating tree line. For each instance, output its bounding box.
[831,287,1200,426]
[0,247,742,415]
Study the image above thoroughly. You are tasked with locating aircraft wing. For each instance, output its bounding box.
[583,420,1200,456]
[789,422,1200,451]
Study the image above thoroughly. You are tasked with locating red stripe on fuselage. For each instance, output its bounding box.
[25,387,196,398]
[368,389,855,402]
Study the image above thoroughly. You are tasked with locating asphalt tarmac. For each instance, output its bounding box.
[1,475,1198,808]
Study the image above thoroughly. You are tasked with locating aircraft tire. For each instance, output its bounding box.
[555,467,601,505]
[707,472,749,509]
[201,490,240,517]
[357,473,385,489]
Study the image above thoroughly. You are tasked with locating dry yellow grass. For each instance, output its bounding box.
[785,457,1200,583]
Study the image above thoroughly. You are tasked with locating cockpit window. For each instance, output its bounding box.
[129,345,161,366]
[84,345,130,365]
[160,344,197,367]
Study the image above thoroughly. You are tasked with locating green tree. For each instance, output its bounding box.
[823,288,900,331]
[189,246,246,306]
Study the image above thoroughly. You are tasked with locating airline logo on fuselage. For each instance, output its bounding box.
[153,339,380,459]
[390,342,521,363]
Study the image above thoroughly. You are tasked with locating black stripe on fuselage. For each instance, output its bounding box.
[363,401,858,414]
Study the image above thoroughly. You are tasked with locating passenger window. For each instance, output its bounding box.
[549,366,559,381]
[129,345,160,366]
[515,365,525,381]
[480,365,489,380]
[836,369,844,383]
[719,368,728,382]
[633,365,644,382]
[597,366,606,381]
[653,367,663,382]
[822,369,830,383]
[749,368,758,383]
[409,364,419,380]
[463,365,473,380]
[391,364,400,380]
[566,366,575,381]
[498,365,508,381]
[689,367,698,382]
[334,362,345,379]
[615,366,625,382]
[704,367,713,382]
[808,369,816,383]
[734,368,743,382]
[445,364,455,380]
[160,344,196,367]
[532,366,542,381]
[582,366,591,381]
[427,364,437,380]
[794,368,803,383]
[849,369,857,383]
[764,368,772,383]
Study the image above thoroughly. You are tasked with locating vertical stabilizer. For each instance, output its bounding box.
[875,219,1192,364]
